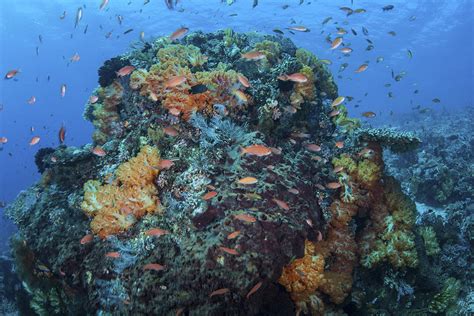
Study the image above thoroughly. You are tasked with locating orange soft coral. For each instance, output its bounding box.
[81,145,162,238]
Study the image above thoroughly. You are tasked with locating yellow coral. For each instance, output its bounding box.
[81,145,162,238]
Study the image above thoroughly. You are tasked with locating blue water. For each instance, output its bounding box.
[0,0,472,252]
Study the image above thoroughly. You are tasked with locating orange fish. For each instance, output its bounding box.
[165,75,187,88]
[116,66,135,77]
[241,144,272,157]
[0,137,8,144]
[89,95,99,104]
[288,26,310,32]
[70,53,80,62]
[241,51,266,60]
[335,141,344,149]
[80,234,93,245]
[29,136,40,146]
[288,188,299,195]
[340,47,353,54]
[330,37,343,50]
[92,146,106,157]
[329,109,341,117]
[326,182,342,189]
[305,143,321,152]
[158,159,174,170]
[273,198,289,211]
[362,111,376,118]
[278,73,308,83]
[246,281,263,299]
[58,125,66,144]
[60,84,67,97]
[331,96,345,107]
[234,213,257,223]
[233,90,248,103]
[237,74,251,88]
[163,126,178,137]
[227,230,241,239]
[209,288,230,297]
[105,251,120,258]
[219,246,239,255]
[5,69,19,79]
[170,27,189,41]
[143,263,166,271]
[355,64,369,73]
[27,96,36,105]
[238,177,258,185]
[306,218,313,227]
[203,191,218,200]
[333,166,344,173]
[145,228,169,237]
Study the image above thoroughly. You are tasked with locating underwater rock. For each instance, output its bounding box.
[6,31,440,315]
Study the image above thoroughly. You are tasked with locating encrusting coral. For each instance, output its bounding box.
[81,145,162,238]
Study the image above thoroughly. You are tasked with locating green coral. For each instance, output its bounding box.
[428,278,461,314]
[295,48,319,67]
[333,105,361,133]
[157,43,207,69]
[30,287,65,316]
[419,226,441,256]
[254,40,281,64]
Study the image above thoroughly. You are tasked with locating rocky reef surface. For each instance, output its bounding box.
[4,31,470,315]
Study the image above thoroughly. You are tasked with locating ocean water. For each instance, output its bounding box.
[0,0,472,314]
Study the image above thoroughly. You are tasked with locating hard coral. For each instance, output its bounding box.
[81,145,162,238]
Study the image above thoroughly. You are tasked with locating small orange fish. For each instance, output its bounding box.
[203,191,218,200]
[278,73,308,83]
[170,27,189,41]
[163,126,178,137]
[330,37,343,50]
[270,147,282,155]
[234,213,257,223]
[241,144,272,157]
[5,69,19,79]
[219,246,239,255]
[241,51,266,60]
[305,143,321,152]
[273,198,289,211]
[362,111,376,118]
[0,137,8,144]
[227,230,240,239]
[92,146,106,157]
[70,53,80,62]
[238,177,258,185]
[358,148,375,157]
[331,96,345,107]
[80,234,93,245]
[116,66,135,77]
[145,228,169,237]
[29,136,40,146]
[27,96,36,105]
[355,64,369,73]
[306,218,313,227]
[158,159,174,170]
[105,251,120,258]
[335,141,344,149]
[209,288,230,298]
[237,74,251,88]
[89,95,99,104]
[333,166,344,173]
[326,182,342,189]
[329,109,341,117]
[317,230,323,241]
[143,263,166,271]
[165,75,187,88]
[58,125,66,144]
[60,84,67,97]
[288,26,310,32]
[246,281,263,299]
[288,188,299,195]
[340,47,353,54]
[233,90,248,103]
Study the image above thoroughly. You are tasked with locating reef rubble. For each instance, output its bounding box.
[4,31,471,315]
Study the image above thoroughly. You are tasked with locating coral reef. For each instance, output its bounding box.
[6,31,463,315]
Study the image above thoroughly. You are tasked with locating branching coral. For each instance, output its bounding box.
[419,226,441,256]
[81,145,162,238]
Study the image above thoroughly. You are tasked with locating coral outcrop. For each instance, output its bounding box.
[6,31,459,315]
